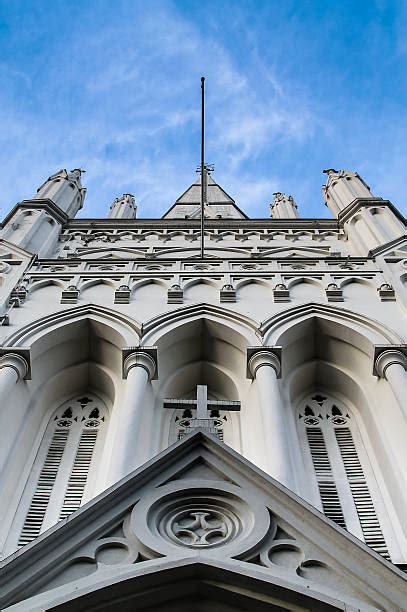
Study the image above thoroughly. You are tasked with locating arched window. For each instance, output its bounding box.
[298,394,389,559]
[17,394,107,547]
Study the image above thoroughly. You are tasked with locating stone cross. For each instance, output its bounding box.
[163,385,240,437]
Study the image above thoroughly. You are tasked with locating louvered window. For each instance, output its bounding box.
[299,395,389,559]
[18,396,106,547]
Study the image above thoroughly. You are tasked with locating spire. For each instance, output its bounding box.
[108,194,137,219]
[270,192,299,219]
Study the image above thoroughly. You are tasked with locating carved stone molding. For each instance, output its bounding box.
[373,345,407,378]
[247,347,282,379]
[0,348,31,380]
[130,481,270,558]
[122,346,158,380]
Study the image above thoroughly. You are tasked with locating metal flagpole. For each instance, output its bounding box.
[200,76,205,259]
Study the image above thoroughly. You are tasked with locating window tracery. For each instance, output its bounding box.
[18,395,107,547]
[298,394,389,558]
[170,408,229,443]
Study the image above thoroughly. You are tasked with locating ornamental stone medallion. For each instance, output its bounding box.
[130,481,271,558]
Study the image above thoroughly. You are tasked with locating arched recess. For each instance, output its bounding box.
[235,278,273,304]
[140,304,259,461]
[286,277,324,301]
[259,302,407,562]
[183,278,219,303]
[0,305,142,555]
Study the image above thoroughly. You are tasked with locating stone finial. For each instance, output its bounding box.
[35,168,86,218]
[322,169,373,217]
[108,194,137,220]
[270,192,299,219]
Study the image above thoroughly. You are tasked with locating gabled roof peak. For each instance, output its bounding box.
[163,174,248,219]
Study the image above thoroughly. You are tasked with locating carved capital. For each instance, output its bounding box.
[0,349,30,381]
[122,346,158,381]
[247,347,282,379]
[374,346,407,379]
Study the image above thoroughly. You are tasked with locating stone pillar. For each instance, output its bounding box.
[0,352,30,469]
[108,194,137,219]
[322,168,372,216]
[270,192,299,219]
[0,353,29,393]
[247,348,293,488]
[374,347,407,418]
[109,348,157,483]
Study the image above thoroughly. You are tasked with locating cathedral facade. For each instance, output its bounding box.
[0,167,406,610]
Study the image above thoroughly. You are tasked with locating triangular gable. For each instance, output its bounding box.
[1,433,406,610]
[162,175,248,219]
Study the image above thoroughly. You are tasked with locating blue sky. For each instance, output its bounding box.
[0,0,406,219]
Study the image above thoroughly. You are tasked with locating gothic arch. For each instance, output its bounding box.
[182,277,219,291]
[79,278,117,292]
[141,302,259,346]
[29,278,66,293]
[4,303,142,348]
[259,302,402,348]
[234,277,271,291]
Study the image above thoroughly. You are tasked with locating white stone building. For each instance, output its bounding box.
[0,167,406,609]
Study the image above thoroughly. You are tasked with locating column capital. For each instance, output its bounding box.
[247,346,282,379]
[373,345,407,378]
[122,346,158,381]
[0,348,31,380]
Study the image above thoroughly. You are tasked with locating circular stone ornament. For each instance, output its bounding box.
[130,481,271,558]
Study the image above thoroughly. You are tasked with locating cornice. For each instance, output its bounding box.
[337,198,407,226]
[1,199,69,227]
[63,218,341,231]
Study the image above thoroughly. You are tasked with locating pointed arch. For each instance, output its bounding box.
[182,277,219,291]
[285,276,323,290]
[4,303,142,348]
[259,302,402,348]
[141,302,259,346]
[29,278,66,293]
[79,278,118,292]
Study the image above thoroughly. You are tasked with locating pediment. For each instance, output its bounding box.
[1,433,406,611]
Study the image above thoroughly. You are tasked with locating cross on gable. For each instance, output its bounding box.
[163,385,240,418]
[163,385,240,439]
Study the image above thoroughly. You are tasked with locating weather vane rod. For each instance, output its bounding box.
[200,76,205,259]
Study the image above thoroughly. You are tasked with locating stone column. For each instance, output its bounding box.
[247,348,293,488]
[0,352,30,470]
[0,353,29,393]
[375,348,407,418]
[109,348,157,483]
